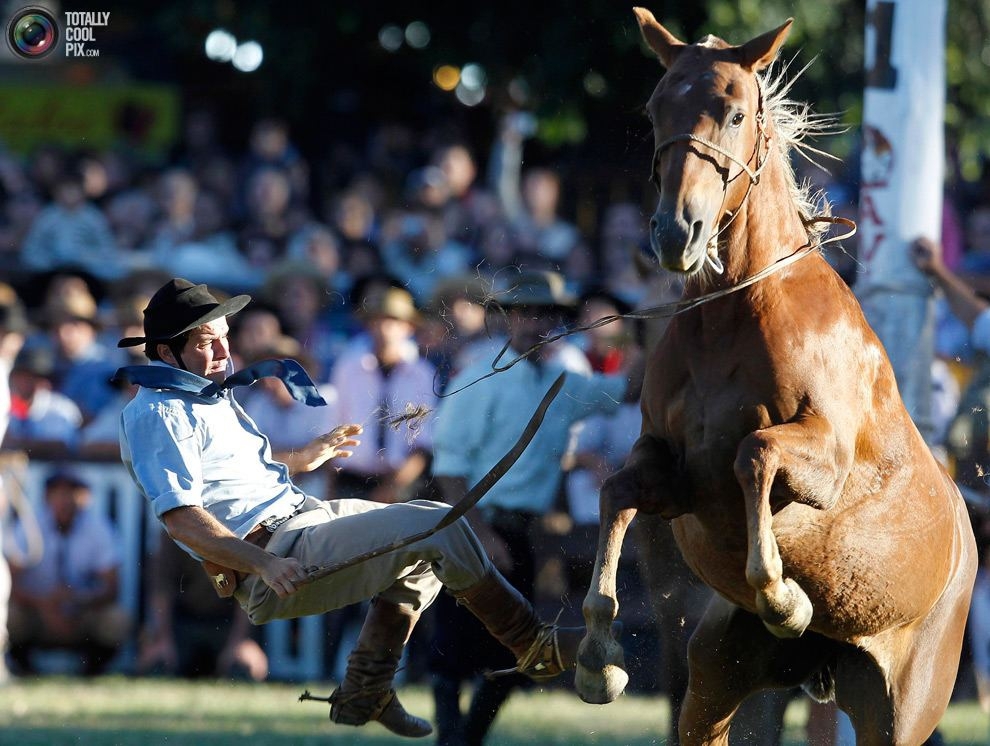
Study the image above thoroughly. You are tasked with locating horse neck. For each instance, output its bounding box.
[704,146,810,288]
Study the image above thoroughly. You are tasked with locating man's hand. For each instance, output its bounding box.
[279,424,363,475]
[219,637,269,681]
[910,236,943,277]
[257,554,311,599]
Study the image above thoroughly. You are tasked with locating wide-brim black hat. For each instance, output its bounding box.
[117,278,251,348]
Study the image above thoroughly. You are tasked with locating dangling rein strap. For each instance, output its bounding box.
[300,373,566,583]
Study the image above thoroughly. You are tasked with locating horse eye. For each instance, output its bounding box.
[730,112,745,127]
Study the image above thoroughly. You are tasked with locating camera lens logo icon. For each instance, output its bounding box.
[7,7,59,59]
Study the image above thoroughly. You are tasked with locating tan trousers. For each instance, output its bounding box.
[235,498,492,625]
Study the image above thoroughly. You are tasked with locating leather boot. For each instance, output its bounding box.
[329,598,433,738]
[453,569,584,682]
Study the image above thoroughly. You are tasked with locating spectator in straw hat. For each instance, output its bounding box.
[39,277,122,422]
[328,285,438,505]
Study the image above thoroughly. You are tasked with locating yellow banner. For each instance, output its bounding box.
[0,84,179,156]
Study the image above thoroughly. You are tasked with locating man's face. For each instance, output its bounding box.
[367,316,414,355]
[162,317,231,382]
[508,306,559,358]
[52,318,96,359]
[46,482,89,533]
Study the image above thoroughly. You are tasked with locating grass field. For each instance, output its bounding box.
[0,676,989,745]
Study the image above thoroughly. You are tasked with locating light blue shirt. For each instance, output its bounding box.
[433,342,627,514]
[118,363,307,545]
[13,506,120,594]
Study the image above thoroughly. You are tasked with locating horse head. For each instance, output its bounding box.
[635,8,792,274]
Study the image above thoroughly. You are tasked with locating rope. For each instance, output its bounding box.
[440,216,857,398]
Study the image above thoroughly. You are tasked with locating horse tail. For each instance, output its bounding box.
[801,660,836,703]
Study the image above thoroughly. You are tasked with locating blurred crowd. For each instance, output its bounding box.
[0,108,679,695]
[5,100,990,743]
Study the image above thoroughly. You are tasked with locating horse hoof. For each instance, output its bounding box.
[574,632,628,704]
[757,577,813,639]
[575,662,629,704]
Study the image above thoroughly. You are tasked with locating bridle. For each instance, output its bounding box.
[649,77,771,273]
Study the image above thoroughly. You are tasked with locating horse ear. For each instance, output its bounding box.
[738,18,793,72]
[633,7,684,69]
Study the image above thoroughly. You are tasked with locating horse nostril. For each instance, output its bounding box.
[650,217,659,232]
[690,220,704,247]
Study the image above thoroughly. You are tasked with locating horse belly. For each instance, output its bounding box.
[671,487,958,640]
[776,497,957,638]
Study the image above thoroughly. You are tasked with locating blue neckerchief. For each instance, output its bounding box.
[113,358,327,407]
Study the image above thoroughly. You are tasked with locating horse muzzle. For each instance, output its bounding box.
[648,207,710,274]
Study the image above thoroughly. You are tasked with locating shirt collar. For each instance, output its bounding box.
[112,361,226,403]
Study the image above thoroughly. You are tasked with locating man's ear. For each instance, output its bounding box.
[157,342,176,365]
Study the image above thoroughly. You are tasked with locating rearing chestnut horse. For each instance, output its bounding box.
[576,9,977,744]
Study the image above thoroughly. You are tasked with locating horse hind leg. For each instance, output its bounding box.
[733,427,825,638]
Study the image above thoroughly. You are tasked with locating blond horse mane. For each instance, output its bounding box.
[758,56,841,243]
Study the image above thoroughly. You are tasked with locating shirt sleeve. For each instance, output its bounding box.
[561,371,627,422]
[120,399,206,519]
[432,366,494,479]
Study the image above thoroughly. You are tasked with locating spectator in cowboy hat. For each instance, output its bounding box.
[37,279,122,422]
[429,269,644,746]
[328,285,437,505]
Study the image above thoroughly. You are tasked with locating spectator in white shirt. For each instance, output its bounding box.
[328,286,437,504]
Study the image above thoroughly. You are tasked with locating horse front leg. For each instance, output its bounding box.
[575,492,635,704]
[733,417,847,638]
[576,433,691,704]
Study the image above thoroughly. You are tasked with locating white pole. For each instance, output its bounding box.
[856,0,945,443]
